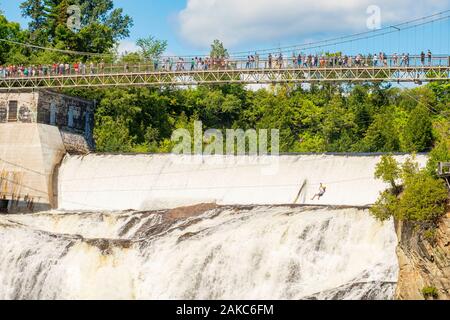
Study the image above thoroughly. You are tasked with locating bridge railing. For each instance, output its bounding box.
[0,55,448,79]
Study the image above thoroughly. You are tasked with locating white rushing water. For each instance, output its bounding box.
[0,206,398,300]
[1,154,421,300]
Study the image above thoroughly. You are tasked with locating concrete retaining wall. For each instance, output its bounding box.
[58,154,428,211]
[0,123,66,213]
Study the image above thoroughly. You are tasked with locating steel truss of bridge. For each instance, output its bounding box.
[0,66,449,90]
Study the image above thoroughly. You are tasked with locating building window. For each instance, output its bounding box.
[0,104,6,123]
[50,103,57,125]
[8,101,18,122]
[68,106,74,128]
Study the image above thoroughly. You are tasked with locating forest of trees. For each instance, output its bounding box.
[67,82,447,156]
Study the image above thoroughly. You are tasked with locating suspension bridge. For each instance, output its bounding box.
[0,11,449,91]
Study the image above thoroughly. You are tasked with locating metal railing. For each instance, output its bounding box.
[0,56,448,90]
[0,55,449,79]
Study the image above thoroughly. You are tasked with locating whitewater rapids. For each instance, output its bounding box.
[0,205,398,300]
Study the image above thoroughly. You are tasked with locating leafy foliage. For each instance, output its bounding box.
[63,80,449,156]
[397,171,448,222]
[374,155,401,192]
[422,286,439,299]
[0,0,133,64]
[402,105,433,152]
[371,155,448,224]
[210,39,229,59]
[136,36,168,61]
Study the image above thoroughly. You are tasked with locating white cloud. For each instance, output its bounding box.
[177,0,448,49]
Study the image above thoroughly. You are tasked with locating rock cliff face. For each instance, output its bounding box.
[60,130,93,155]
[396,213,450,300]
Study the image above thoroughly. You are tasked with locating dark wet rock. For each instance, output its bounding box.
[85,238,133,255]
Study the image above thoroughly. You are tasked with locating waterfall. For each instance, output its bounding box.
[1,154,422,300]
[0,206,398,300]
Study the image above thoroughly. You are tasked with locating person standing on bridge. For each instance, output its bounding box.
[268,54,273,69]
[421,51,425,65]
[278,53,283,69]
[89,62,95,74]
[427,50,432,66]
[373,54,378,66]
[392,53,398,66]
[292,53,297,67]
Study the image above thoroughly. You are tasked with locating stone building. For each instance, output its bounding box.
[0,90,95,213]
[0,89,95,151]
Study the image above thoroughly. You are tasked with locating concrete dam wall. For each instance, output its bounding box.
[57,154,427,211]
[0,123,66,213]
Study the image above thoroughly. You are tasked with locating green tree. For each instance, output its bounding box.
[20,0,133,55]
[210,39,229,59]
[358,110,400,152]
[136,36,168,61]
[321,95,357,152]
[19,0,46,33]
[94,116,134,152]
[402,105,433,152]
[0,14,29,64]
[427,119,450,176]
[374,155,401,192]
[371,156,448,224]
[398,171,448,222]
[370,190,399,222]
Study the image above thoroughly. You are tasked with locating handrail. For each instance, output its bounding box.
[0,55,449,79]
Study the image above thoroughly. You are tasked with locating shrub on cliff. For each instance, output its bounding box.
[374,155,401,193]
[397,171,448,222]
[371,155,448,224]
[422,286,439,300]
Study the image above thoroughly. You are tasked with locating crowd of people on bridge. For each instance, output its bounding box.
[0,50,441,78]
[0,61,104,78]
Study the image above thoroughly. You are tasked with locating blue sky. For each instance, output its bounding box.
[1,0,449,57]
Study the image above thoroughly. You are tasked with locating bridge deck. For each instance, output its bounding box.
[0,65,449,90]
